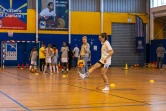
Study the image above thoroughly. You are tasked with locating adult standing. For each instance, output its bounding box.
[73,45,79,68]
[39,44,46,72]
[156,44,166,69]
[79,36,90,77]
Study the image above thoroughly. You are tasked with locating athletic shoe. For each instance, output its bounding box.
[102,86,110,91]
[85,72,89,78]
[79,72,86,79]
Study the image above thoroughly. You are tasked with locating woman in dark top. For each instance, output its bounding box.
[68,45,73,70]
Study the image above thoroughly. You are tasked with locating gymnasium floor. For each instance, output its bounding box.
[0,67,166,111]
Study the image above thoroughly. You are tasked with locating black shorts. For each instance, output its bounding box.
[98,61,110,68]
[98,61,104,67]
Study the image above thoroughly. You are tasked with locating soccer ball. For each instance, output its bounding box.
[77,60,85,68]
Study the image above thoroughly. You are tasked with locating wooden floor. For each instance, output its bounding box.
[0,67,166,111]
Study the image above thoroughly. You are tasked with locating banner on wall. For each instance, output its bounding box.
[6,43,17,60]
[38,0,68,30]
[0,0,27,30]
[136,37,144,53]
[135,15,145,53]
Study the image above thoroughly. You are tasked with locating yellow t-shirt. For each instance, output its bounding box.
[39,47,45,59]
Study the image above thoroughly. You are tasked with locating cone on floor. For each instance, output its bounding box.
[26,64,29,68]
[22,64,24,69]
[122,63,128,70]
[58,62,62,68]
[18,64,20,68]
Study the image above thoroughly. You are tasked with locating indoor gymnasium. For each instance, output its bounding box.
[0,0,166,111]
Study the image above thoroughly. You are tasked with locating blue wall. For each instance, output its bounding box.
[150,40,166,64]
[0,33,111,66]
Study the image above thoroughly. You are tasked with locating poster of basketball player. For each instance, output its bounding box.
[38,0,68,30]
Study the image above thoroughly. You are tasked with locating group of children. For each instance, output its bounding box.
[29,41,72,74]
[29,44,59,74]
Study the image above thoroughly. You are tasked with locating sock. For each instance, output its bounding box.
[49,66,52,73]
[66,68,68,72]
[43,66,47,73]
[62,69,64,72]
[56,66,59,73]
[34,66,36,70]
[29,65,32,70]
[53,66,55,73]
[105,84,109,87]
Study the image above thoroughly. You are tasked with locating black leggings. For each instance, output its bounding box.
[40,58,45,71]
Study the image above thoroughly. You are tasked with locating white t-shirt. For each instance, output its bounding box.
[45,47,53,58]
[99,40,113,65]
[30,51,38,61]
[61,46,69,58]
[40,8,56,17]
[74,47,79,57]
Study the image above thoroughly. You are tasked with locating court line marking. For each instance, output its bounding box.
[62,83,150,105]
[0,73,21,80]
[3,102,166,111]
[3,70,31,80]
[26,103,149,110]
[0,91,31,111]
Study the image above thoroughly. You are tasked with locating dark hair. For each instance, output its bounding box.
[100,32,108,41]
[48,2,53,7]
[160,44,163,47]
[53,45,56,48]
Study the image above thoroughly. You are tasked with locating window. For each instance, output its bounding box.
[151,0,166,8]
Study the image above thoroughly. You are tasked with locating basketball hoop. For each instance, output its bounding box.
[8,31,13,37]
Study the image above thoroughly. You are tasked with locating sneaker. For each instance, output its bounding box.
[43,72,47,74]
[79,72,86,79]
[102,86,110,91]
[85,72,89,78]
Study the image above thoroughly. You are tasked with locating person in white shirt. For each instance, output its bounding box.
[73,45,79,68]
[61,42,69,73]
[29,47,38,71]
[39,2,56,20]
[39,2,58,28]
[51,45,59,74]
[43,44,53,74]
[79,33,114,91]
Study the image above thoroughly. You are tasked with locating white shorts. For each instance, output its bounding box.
[61,58,68,63]
[46,57,52,63]
[31,61,37,65]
